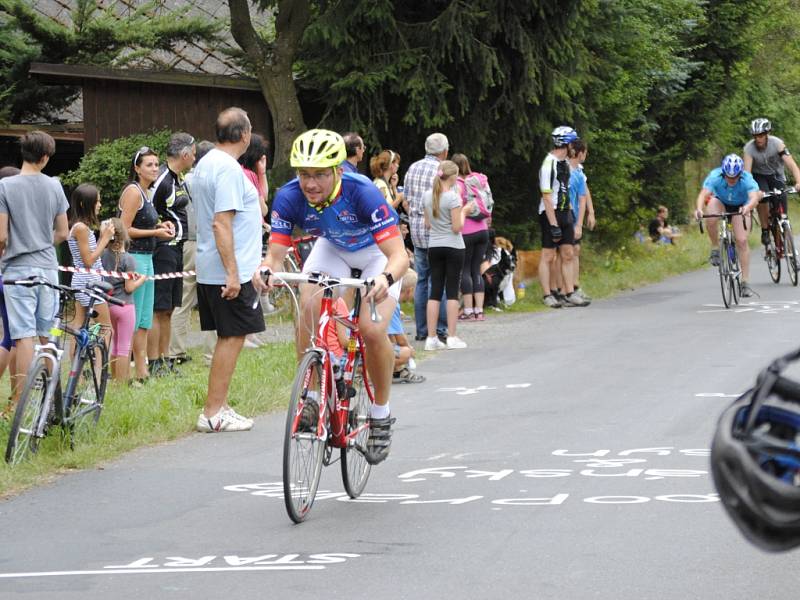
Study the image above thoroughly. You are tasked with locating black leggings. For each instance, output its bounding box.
[461,230,489,295]
[428,246,465,301]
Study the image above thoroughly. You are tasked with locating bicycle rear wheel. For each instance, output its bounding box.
[784,222,798,286]
[719,239,733,308]
[767,228,781,283]
[283,351,328,523]
[64,340,108,446]
[341,354,373,498]
[5,359,50,465]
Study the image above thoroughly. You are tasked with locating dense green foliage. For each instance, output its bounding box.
[287,0,800,248]
[61,130,171,219]
[16,0,800,249]
[0,0,220,123]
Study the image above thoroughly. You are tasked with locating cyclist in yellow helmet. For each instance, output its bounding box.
[257,129,409,465]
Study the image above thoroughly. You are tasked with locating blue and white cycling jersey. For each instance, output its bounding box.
[569,166,587,222]
[270,172,400,251]
[702,168,759,207]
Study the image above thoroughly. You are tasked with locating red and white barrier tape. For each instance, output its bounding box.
[58,265,196,281]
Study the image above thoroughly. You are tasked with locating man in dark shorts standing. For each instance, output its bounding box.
[537,126,588,308]
[150,132,195,376]
[191,108,264,432]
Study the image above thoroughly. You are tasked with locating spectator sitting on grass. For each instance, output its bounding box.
[649,205,682,244]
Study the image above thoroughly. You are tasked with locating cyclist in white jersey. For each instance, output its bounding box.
[743,118,800,246]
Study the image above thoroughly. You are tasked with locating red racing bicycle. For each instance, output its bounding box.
[271,270,380,523]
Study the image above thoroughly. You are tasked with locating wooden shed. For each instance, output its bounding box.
[27,62,273,154]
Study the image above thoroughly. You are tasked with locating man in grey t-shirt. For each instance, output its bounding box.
[0,130,69,398]
[743,117,800,247]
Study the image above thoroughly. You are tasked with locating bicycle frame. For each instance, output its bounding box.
[276,271,377,449]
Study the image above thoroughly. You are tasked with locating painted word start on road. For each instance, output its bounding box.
[0,554,360,580]
[224,483,719,507]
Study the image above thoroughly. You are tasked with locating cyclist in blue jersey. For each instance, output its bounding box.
[256,129,409,465]
[694,154,761,297]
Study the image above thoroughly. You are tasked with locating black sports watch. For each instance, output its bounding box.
[382,271,395,286]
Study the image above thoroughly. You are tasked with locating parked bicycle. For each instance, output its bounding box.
[270,269,379,523]
[760,188,799,286]
[699,211,747,308]
[4,276,123,465]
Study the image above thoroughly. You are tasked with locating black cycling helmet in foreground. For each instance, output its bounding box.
[711,346,800,552]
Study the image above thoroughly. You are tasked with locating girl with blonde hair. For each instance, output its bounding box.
[421,160,476,350]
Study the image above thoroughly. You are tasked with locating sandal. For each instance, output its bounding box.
[458,313,475,321]
[474,312,486,321]
[392,367,426,384]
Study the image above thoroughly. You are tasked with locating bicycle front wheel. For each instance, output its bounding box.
[64,340,108,446]
[283,351,327,523]
[784,222,798,286]
[5,359,50,465]
[719,239,733,308]
[341,354,373,498]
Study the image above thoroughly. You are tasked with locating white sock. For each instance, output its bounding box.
[306,391,319,404]
[371,403,390,419]
[464,307,474,315]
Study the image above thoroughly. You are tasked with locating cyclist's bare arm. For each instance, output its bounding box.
[542,191,557,226]
[585,184,596,229]
[366,234,409,303]
[780,148,800,188]
[695,188,713,219]
[743,152,754,173]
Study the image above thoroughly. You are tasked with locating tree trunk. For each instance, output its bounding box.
[228,0,309,178]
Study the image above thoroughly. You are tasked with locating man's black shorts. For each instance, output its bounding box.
[753,173,788,214]
[197,281,265,338]
[153,244,184,311]
[539,210,575,248]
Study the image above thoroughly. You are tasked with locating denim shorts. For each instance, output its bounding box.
[2,266,58,339]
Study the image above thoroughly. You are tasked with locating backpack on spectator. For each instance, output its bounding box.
[464,173,494,221]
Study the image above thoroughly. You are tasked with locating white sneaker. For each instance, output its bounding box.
[424,336,446,351]
[196,408,254,432]
[446,336,467,349]
[223,407,254,427]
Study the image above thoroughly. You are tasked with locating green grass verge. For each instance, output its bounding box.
[503,227,709,312]
[0,342,295,497]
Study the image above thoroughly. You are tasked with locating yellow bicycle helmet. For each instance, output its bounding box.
[290,129,347,168]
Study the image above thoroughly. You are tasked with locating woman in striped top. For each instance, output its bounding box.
[67,183,115,346]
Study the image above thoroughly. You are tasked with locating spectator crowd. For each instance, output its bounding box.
[0,115,596,429]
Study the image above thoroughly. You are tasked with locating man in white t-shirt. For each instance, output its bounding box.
[191,107,264,433]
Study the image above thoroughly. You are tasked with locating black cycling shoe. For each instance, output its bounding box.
[297,400,319,432]
[709,248,720,267]
[364,416,396,465]
[761,229,771,246]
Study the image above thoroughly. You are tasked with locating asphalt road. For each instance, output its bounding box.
[3,258,800,599]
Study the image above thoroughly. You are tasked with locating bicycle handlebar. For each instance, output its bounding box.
[760,188,798,201]
[261,270,382,322]
[697,211,748,234]
[5,276,124,306]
